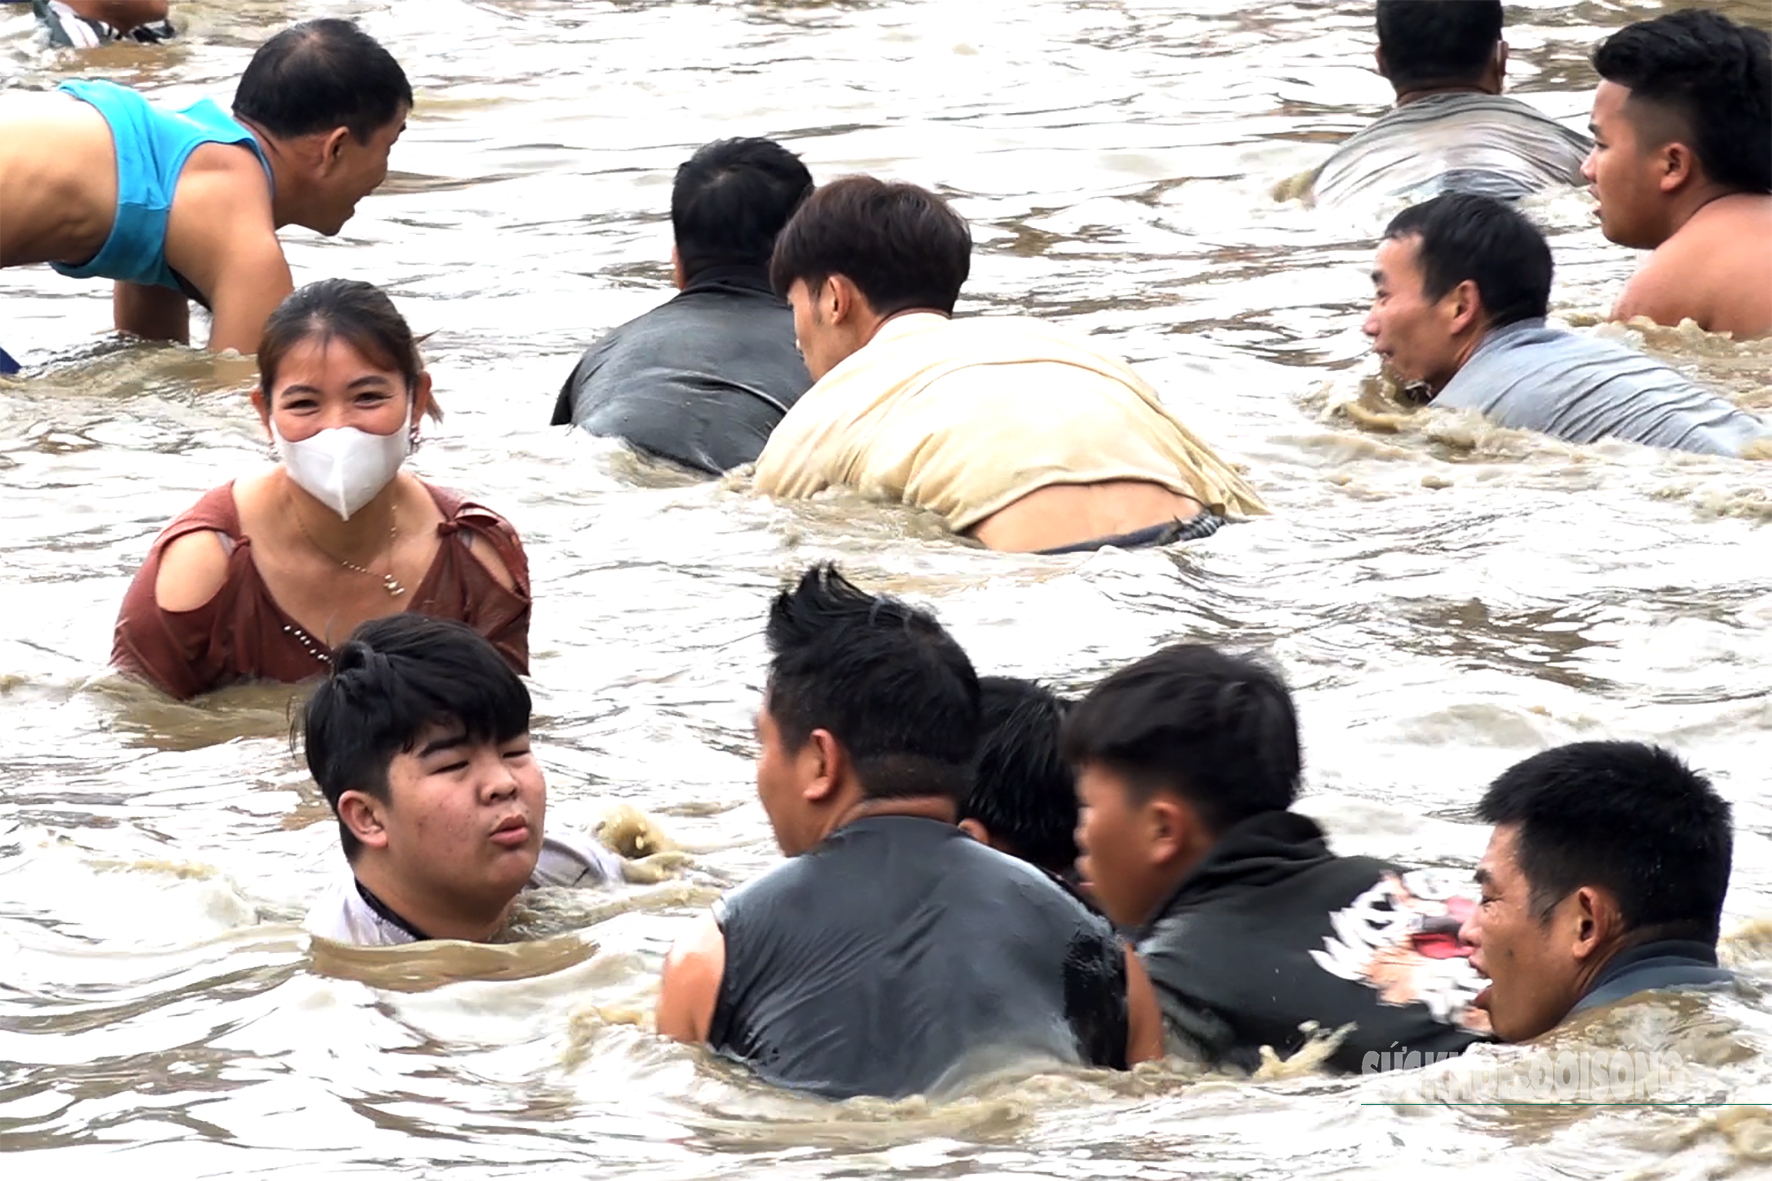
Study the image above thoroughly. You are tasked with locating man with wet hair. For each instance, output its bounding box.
[1307,0,1589,207]
[957,677,1080,879]
[655,565,1162,1099]
[1586,11,1772,338]
[753,176,1266,553]
[301,614,621,947]
[551,138,815,474]
[0,18,409,360]
[1461,742,1735,1042]
[1066,644,1492,1072]
[1364,192,1769,455]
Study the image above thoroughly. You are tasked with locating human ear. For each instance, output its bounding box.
[322,127,350,170]
[1659,142,1696,193]
[410,371,435,427]
[1569,887,1617,959]
[803,730,843,803]
[670,246,686,291]
[338,790,390,851]
[1447,279,1483,335]
[957,818,991,844]
[1147,798,1186,864]
[251,386,272,437]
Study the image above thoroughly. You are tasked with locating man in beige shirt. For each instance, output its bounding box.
[752,177,1266,553]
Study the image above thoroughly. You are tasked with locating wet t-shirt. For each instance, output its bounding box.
[709,815,1131,1100]
[1310,93,1590,207]
[305,833,625,947]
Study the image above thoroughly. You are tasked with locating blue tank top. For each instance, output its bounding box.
[52,80,274,292]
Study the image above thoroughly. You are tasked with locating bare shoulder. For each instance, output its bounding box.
[152,529,233,613]
[452,498,524,593]
[1613,234,1709,329]
[656,910,726,1043]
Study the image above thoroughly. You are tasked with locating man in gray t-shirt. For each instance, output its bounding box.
[1362,192,1769,457]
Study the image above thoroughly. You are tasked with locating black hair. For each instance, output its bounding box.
[673,138,814,280]
[299,614,531,861]
[1593,10,1771,194]
[1477,742,1733,943]
[763,564,980,801]
[961,677,1078,874]
[234,19,413,143]
[1060,645,1300,834]
[1383,193,1551,329]
[769,176,972,316]
[1376,0,1504,92]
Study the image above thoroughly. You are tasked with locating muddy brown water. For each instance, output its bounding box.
[2,1,1770,1177]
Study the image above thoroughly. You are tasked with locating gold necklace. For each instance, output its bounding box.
[291,497,407,597]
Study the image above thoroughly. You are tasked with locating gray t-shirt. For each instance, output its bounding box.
[1311,93,1590,207]
[1434,319,1771,456]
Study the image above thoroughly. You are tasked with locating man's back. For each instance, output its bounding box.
[709,815,1130,1099]
[1434,319,1770,455]
[1137,811,1491,1072]
[1312,94,1589,208]
[551,266,811,474]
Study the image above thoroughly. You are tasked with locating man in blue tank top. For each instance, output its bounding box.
[655,565,1163,1100]
[0,18,409,363]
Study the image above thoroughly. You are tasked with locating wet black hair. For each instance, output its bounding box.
[234,18,412,144]
[961,677,1078,874]
[673,138,814,280]
[1383,193,1551,329]
[1061,644,1300,835]
[1376,0,1503,92]
[763,564,980,802]
[1593,10,1771,194]
[299,614,531,861]
[769,176,972,316]
[1478,742,1733,943]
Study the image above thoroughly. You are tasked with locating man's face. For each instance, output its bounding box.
[754,694,825,857]
[1074,764,1169,929]
[787,278,851,382]
[1582,80,1672,250]
[1363,234,1466,393]
[376,722,546,911]
[1459,824,1585,1042]
[315,107,408,236]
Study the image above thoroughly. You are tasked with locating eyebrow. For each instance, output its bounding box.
[1371,270,1386,284]
[277,375,392,398]
[418,731,471,758]
[1473,867,1493,887]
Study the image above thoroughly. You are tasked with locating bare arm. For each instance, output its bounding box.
[61,1,171,33]
[655,911,725,1043]
[1124,946,1164,1066]
[161,144,292,355]
[114,281,190,344]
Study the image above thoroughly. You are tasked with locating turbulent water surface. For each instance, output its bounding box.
[2,1,1770,1177]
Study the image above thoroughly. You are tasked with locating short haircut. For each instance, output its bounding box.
[1376,0,1504,92]
[1383,194,1551,329]
[300,614,531,861]
[1061,645,1300,834]
[961,677,1078,874]
[769,176,972,316]
[1478,742,1732,943]
[672,138,814,280]
[234,19,412,143]
[1593,10,1772,194]
[764,564,980,801]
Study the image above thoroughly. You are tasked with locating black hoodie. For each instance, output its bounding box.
[1134,810,1494,1073]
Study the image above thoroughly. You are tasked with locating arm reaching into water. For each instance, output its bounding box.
[1124,946,1165,1066]
[656,910,725,1042]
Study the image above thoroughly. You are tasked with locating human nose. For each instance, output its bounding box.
[1458,909,1481,950]
[477,752,519,803]
[1580,150,1596,183]
[1362,308,1380,339]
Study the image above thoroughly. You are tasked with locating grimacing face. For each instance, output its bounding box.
[369,722,547,911]
[1363,234,1467,394]
[1458,824,1586,1042]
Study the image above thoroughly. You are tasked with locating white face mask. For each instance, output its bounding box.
[272,418,412,521]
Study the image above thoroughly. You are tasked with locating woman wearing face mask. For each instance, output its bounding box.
[112,279,530,699]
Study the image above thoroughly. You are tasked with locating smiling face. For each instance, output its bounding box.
[257,334,422,445]
[311,108,408,236]
[356,722,547,912]
[1582,80,1676,250]
[1362,234,1471,393]
[1458,824,1586,1042]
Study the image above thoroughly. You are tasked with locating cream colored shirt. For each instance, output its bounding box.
[753,313,1267,532]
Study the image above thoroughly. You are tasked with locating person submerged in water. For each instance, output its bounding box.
[300,614,623,948]
[1364,193,1770,456]
[1066,644,1493,1072]
[1460,742,1736,1042]
[551,137,814,475]
[958,676,1081,882]
[23,0,175,46]
[112,279,531,700]
[655,565,1163,1099]
[1585,11,1772,339]
[0,18,408,362]
[1307,0,1590,208]
[752,177,1267,553]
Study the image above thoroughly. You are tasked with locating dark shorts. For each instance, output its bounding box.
[0,345,19,376]
[1039,511,1225,555]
